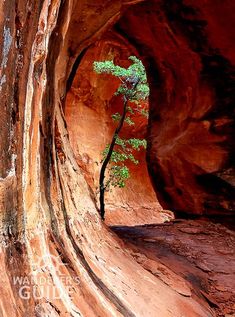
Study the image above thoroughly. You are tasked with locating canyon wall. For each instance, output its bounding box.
[116,0,235,217]
[65,32,170,225]
[0,0,234,316]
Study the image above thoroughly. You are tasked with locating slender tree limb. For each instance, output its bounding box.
[99,79,140,220]
[99,95,128,220]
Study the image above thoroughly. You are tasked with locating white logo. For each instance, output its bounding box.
[13,253,80,300]
[31,253,67,275]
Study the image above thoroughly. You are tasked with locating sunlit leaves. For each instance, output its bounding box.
[111,112,121,122]
[93,56,149,103]
[93,56,150,191]
[124,116,135,126]
[140,108,149,118]
[102,135,146,189]
[127,138,147,150]
[108,166,130,188]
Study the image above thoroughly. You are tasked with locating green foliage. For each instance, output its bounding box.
[127,138,147,150]
[140,108,149,118]
[102,134,147,189]
[108,166,130,188]
[93,56,150,191]
[111,112,121,122]
[93,56,149,102]
[124,116,135,126]
[127,106,134,114]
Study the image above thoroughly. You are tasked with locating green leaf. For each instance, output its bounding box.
[124,116,135,126]
[108,165,130,188]
[111,112,121,122]
[128,154,139,164]
[110,151,129,163]
[127,106,134,114]
[141,109,149,118]
[94,56,150,193]
[93,56,150,102]
[127,138,147,150]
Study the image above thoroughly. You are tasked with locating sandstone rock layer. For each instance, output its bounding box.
[0,0,234,316]
[116,0,235,217]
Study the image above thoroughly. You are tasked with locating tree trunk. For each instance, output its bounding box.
[99,96,128,220]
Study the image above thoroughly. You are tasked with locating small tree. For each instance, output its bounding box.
[93,56,149,220]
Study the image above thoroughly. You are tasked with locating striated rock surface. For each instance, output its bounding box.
[116,0,235,217]
[65,32,171,226]
[113,220,235,316]
[0,0,234,316]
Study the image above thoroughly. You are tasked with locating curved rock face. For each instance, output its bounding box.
[65,32,170,226]
[114,220,235,317]
[0,0,234,316]
[116,0,235,217]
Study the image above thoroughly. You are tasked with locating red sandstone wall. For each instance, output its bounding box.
[116,0,235,217]
[65,32,171,225]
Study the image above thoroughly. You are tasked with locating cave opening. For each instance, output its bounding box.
[0,0,234,316]
[64,30,172,226]
[59,0,235,228]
